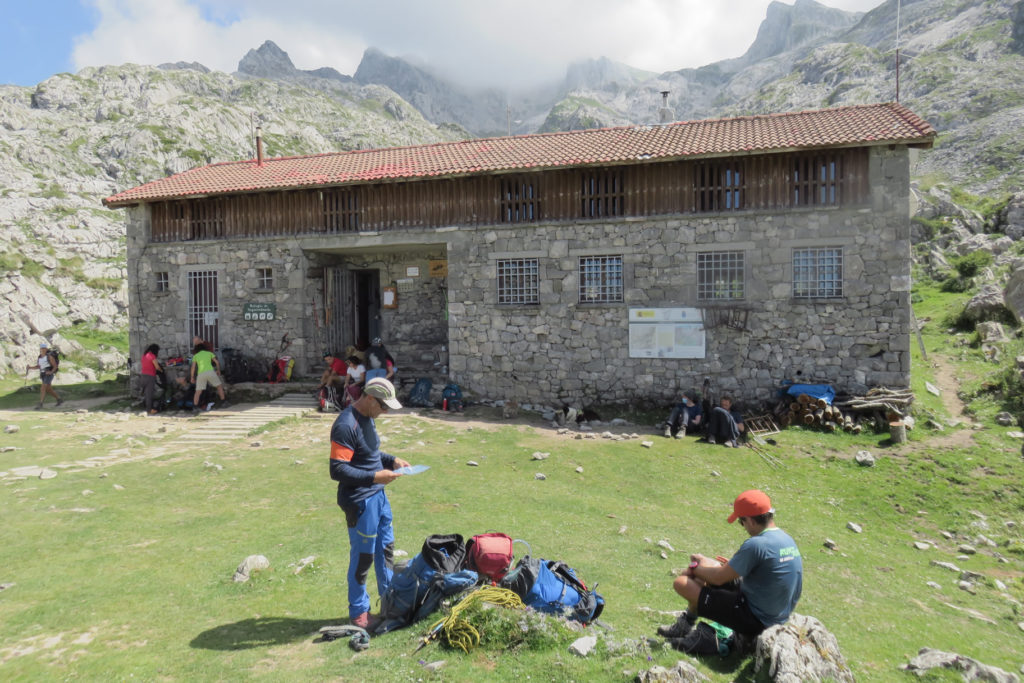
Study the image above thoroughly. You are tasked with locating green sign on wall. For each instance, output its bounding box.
[243,303,276,321]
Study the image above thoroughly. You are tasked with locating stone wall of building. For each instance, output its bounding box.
[445,146,912,408]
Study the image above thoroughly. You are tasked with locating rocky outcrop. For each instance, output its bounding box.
[753,614,854,683]
[901,647,1020,682]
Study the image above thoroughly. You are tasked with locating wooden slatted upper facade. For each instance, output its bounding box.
[105,102,935,244]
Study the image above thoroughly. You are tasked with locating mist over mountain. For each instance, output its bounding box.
[1,0,1023,377]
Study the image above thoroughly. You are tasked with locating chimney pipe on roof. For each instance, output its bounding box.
[256,125,264,167]
[658,91,672,124]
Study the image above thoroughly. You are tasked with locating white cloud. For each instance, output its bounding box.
[72,0,886,89]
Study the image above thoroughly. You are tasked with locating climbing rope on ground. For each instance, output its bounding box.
[416,585,526,653]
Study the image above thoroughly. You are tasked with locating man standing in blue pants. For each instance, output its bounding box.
[329,377,408,630]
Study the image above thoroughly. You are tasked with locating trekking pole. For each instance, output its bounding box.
[746,441,781,468]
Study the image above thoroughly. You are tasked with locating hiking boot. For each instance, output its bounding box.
[727,439,739,448]
[706,436,716,445]
[350,612,380,630]
[657,612,694,638]
[674,428,686,439]
[34,403,43,410]
[55,398,64,407]
[663,425,672,438]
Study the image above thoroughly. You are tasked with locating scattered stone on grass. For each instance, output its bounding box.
[658,540,675,552]
[824,538,838,550]
[422,660,446,672]
[846,522,862,533]
[204,461,223,472]
[39,469,57,480]
[250,441,262,448]
[641,440,654,448]
[958,581,977,595]
[636,659,710,683]
[234,554,270,582]
[958,544,977,554]
[913,542,931,550]
[931,560,961,572]
[0,446,16,453]
[534,472,547,480]
[531,451,549,460]
[925,381,941,396]
[113,484,125,491]
[466,461,478,467]
[4,425,19,434]
[754,613,854,683]
[995,412,1015,427]
[82,489,94,496]
[901,647,1017,682]
[975,534,997,547]
[601,431,614,439]
[855,450,875,466]
[710,470,720,477]
[1007,431,1024,439]
[569,634,597,657]
[940,530,954,540]
[575,466,583,474]
[556,428,570,435]
[618,525,627,535]
[292,555,316,574]
[926,581,942,589]
[939,601,998,625]
[0,583,14,592]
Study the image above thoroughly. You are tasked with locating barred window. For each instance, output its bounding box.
[497,258,539,305]
[257,268,273,290]
[792,155,842,206]
[695,161,744,212]
[500,176,541,223]
[580,170,624,218]
[155,271,169,292]
[697,251,744,300]
[579,255,623,304]
[322,188,360,232]
[793,248,843,298]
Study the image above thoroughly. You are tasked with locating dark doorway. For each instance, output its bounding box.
[324,266,380,354]
[353,270,380,348]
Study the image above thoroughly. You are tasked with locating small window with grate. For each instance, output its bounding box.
[793,247,843,298]
[155,271,169,292]
[497,258,539,305]
[792,154,842,206]
[697,251,744,300]
[257,267,273,290]
[499,176,541,223]
[580,170,624,218]
[579,255,623,304]
[322,188,360,232]
[695,161,744,212]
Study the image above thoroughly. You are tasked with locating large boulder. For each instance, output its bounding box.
[901,647,1019,682]
[997,191,1024,240]
[753,614,854,683]
[963,284,1008,323]
[1006,267,1024,323]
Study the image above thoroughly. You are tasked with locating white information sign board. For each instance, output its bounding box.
[628,307,705,358]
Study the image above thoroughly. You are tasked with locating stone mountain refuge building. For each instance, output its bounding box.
[103,102,935,407]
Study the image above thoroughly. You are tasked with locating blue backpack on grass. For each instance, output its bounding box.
[499,556,605,624]
[376,534,477,634]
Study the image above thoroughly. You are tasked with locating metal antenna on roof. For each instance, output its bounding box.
[895,0,902,102]
[658,91,672,124]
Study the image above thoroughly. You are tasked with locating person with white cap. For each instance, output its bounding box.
[658,489,802,644]
[29,342,63,410]
[328,377,409,631]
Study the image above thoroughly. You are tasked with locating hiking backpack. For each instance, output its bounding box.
[46,348,60,371]
[465,533,515,582]
[499,556,605,624]
[376,533,477,634]
[318,385,341,412]
[441,383,463,411]
[406,378,433,407]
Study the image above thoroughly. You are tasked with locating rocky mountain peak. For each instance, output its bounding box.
[742,0,862,64]
[238,40,298,78]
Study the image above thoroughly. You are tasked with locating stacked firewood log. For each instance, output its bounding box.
[773,388,914,434]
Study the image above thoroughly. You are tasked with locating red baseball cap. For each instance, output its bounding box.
[727,489,774,523]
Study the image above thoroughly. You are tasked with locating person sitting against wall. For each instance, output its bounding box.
[663,391,702,439]
[342,356,366,406]
[364,337,390,382]
[704,395,745,447]
[319,353,347,390]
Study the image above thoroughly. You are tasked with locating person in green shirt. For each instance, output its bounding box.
[189,343,226,410]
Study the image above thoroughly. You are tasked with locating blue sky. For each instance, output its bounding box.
[0,0,886,89]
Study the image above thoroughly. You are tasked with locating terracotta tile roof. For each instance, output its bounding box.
[103,102,935,207]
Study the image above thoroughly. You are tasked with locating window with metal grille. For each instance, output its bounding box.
[793,248,843,298]
[322,188,360,232]
[257,268,273,290]
[580,170,624,218]
[579,255,623,304]
[697,251,744,300]
[497,258,539,305]
[695,161,744,212]
[792,155,842,206]
[499,176,541,223]
[155,271,169,292]
[187,270,219,349]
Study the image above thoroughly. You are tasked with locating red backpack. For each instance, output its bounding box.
[466,533,522,582]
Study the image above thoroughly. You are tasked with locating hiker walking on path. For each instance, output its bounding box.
[189,342,226,411]
[659,489,802,644]
[29,342,63,410]
[328,377,408,630]
[140,343,163,415]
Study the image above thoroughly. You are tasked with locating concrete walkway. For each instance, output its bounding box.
[167,393,317,446]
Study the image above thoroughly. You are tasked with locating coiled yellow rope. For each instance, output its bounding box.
[425,586,525,653]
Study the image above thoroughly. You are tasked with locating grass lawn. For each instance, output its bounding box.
[1,382,1022,681]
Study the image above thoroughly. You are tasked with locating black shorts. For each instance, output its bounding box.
[697,585,767,636]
